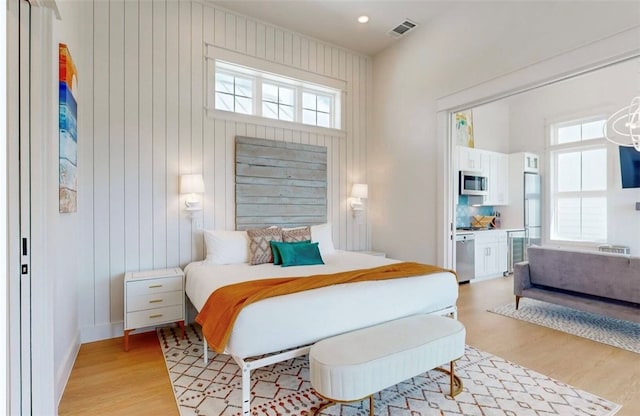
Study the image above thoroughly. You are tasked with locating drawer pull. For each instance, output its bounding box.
[149,314,163,319]
[149,284,163,288]
[149,299,163,304]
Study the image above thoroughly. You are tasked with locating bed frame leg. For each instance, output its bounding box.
[241,362,251,415]
[203,338,208,365]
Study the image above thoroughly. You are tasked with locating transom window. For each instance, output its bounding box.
[213,60,341,130]
[549,117,608,243]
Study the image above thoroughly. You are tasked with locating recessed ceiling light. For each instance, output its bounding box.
[358,15,369,24]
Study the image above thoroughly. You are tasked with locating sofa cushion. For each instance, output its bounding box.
[527,246,639,304]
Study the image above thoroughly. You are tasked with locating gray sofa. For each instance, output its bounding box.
[514,246,640,323]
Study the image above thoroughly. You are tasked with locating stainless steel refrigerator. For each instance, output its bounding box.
[524,172,541,247]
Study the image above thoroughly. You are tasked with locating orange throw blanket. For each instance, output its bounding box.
[196,262,455,353]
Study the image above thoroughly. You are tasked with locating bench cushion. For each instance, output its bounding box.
[309,314,465,401]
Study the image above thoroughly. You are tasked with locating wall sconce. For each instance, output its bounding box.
[350,183,368,215]
[180,174,205,215]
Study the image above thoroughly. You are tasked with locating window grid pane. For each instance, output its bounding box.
[317,111,330,127]
[302,109,316,125]
[581,120,605,140]
[557,125,581,144]
[215,92,234,112]
[581,148,606,191]
[279,104,294,121]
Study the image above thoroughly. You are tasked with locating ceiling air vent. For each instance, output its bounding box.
[388,19,419,39]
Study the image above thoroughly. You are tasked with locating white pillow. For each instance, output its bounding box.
[203,229,249,264]
[311,223,335,255]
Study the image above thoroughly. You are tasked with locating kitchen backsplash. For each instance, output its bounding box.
[456,195,495,228]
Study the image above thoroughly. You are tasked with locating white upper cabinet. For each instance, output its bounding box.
[511,152,539,173]
[458,146,485,172]
[485,152,509,206]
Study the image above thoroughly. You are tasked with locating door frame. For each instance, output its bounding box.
[435,27,640,269]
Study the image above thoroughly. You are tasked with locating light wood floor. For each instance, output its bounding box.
[59,276,640,416]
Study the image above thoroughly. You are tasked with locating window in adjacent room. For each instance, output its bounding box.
[213,60,342,130]
[549,117,608,242]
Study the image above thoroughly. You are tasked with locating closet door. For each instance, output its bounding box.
[7,0,33,414]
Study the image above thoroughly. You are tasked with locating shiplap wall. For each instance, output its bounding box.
[78,0,371,341]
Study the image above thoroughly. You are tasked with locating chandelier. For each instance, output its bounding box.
[605,96,640,151]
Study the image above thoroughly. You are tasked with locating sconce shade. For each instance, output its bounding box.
[351,183,368,199]
[180,174,205,194]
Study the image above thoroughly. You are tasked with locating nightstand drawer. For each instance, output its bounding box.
[127,290,183,312]
[126,305,184,330]
[126,276,183,297]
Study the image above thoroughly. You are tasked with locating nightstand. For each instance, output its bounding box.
[354,250,386,258]
[124,267,185,351]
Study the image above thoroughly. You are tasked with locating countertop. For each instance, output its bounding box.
[455,228,524,234]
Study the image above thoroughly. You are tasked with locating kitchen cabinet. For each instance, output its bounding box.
[511,152,539,173]
[474,231,508,278]
[482,152,509,206]
[458,146,486,172]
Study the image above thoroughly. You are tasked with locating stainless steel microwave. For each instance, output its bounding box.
[459,171,488,196]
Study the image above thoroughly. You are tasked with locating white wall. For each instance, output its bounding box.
[472,101,510,153]
[504,59,640,254]
[75,1,371,343]
[371,1,640,263]
[51,0,83,406]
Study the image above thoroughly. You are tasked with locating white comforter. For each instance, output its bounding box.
[185,251,458,358]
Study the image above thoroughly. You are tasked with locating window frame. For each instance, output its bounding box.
[548,116,609,244]
[212,60,342,130]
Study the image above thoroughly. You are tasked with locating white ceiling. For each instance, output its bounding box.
[210,1,640,57]
[210,0,457,56]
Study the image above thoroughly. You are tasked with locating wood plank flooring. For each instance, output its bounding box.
[58,276,640,416]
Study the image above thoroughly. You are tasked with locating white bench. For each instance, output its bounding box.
[309,314,465,415]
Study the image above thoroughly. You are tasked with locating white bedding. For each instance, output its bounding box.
[185,250,458,358]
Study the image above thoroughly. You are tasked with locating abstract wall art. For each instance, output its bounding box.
[455,110,474,148]
[59,43,78,213]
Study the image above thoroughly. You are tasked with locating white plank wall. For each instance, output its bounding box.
[78,0,371,342]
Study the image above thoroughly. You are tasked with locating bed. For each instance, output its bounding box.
[183,137,459,414]
[184,229,458,415]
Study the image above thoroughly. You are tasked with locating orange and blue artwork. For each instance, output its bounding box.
[59,43,78,213]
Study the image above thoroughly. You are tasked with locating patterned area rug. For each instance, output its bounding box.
[158,325,621,416]
[489,298,640,354]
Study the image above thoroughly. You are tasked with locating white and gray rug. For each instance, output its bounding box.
[158,325,621,416]
[489,298,640,354]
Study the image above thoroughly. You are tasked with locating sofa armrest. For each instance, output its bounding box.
[513,261,532,296]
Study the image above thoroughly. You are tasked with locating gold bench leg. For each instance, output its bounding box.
[434,360,463,397]
[313,394,375,415]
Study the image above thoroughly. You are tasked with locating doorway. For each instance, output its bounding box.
[437,29,640,273]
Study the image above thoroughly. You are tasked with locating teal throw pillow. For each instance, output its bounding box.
[278,242,324,267]
[270,240,311,265]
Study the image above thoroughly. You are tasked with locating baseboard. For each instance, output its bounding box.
[80,321,179,343]
[80,321,124,343]
[55,330,80,409]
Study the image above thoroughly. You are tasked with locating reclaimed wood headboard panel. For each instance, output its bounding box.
[235,136,327,230]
